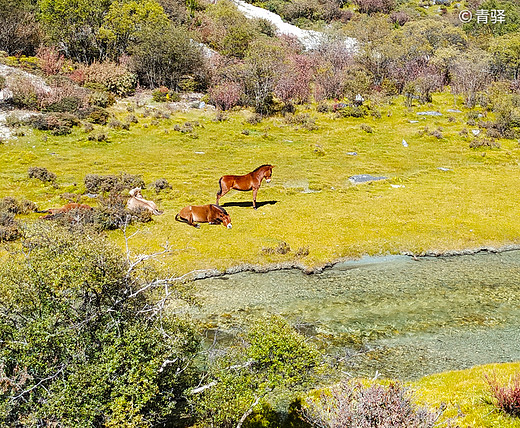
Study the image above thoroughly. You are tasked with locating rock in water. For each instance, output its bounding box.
[349,174,388,184]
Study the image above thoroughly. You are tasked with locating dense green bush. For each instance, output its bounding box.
[192,316,321,427]
[0,225,201,426]
[131,24,205,89]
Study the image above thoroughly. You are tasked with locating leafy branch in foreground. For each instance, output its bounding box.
[191,315,322,428]
[0,223,200,427]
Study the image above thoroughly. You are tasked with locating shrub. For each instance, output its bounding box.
[302,380,443,427]
[70,61,137,96]
[0,225,201,426]
[389,10,410,26]
[285,113,318,130]
[334,105,369,118]
[36,45,66,75]
[262,241,291,255]
[152,178,171,193]
[0,212,20,242]
[84,173,145,194]
[316,102,330,113]
[86,107,109,125]
[0,197,36,214]
[0,75,5,90]
[208,82,243,110]
[360,123,373,133]
[469,137,501,149]
[28,166,57,183]
[27,112,80,132]
[246,113,263,125]
[486,373,520,417]
[88,91,115,108]
[191,316,320,427]
[152,86,180,102]
[125,114,138,124]
[10,78,38,109]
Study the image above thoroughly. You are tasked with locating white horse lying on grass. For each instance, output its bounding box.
[126,188,163,215]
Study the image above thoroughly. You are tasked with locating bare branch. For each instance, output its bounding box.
[10,364,66,402]
[189,381,218,395]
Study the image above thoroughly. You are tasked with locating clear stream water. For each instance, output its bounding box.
[189,251,520,380]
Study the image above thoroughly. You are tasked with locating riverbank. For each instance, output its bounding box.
[155,243,520,282]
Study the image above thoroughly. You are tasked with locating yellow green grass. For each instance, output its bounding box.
[2,92,520,274]
[413,362,520,427]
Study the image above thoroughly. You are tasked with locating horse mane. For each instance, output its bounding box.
[212,204,228,215]
[253,164,272,172]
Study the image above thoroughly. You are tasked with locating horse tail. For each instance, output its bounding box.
[175,213,188,224]
[217,176,223,196]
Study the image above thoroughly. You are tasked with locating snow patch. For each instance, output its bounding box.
[232,0,357,51]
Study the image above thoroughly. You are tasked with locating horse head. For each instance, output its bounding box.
[264,165,275,183]
[129,187,143,199]
[213,205,232,229]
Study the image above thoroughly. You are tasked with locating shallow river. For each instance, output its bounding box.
[189,251,520,380]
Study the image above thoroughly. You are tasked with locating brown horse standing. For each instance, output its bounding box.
[216,164,275,209]
[175,204,232,229]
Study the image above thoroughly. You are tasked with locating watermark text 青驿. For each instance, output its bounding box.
[459,9,506,24]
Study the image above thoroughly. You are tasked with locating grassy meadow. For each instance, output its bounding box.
[413,362,520,428]
[2,92,520,274]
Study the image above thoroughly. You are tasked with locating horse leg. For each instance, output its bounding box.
[189,214,201,228]
[252,187,258,209]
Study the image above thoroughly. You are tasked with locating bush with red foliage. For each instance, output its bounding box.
[486,373,520,417]
[275,54,314,104]
[36,46,67,75]
[208,81,243,110]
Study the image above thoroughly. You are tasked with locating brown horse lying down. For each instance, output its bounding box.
[126,188,163,215]
[216,164,274,209]
[38,203,93,219]
[175,204,232,229]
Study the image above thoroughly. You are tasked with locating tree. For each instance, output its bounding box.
[98,0,169,60]
[243,39,286,114]
[451,48,492,108]
[490,33,520,79]
[0,224,200,426]
[38,0,113,62]
[130,24,205,89]
[0,0,41,55]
